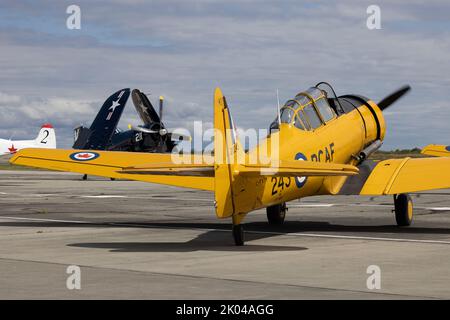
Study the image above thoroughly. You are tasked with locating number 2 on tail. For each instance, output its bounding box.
[40,130,49,144]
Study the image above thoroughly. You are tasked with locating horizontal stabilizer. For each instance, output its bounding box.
[421,144,450,157]
[360,157,450,195]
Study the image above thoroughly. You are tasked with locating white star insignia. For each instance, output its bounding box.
[109,99,121,112]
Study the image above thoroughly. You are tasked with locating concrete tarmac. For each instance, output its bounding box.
[0,170,449,299]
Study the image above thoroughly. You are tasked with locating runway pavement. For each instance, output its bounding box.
[0,170,449,299]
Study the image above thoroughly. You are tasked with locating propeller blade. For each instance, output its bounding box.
[159,96,164,121]
[128,124,159,134]
[131,89,161,125]
[378,85,411,110]
[128,124,173,137]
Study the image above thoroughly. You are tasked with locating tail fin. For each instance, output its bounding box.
[72,125,91,149]
[35,124,56,148]
[213,88,244,219]
[84,88,130,150]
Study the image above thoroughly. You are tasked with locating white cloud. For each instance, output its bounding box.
[0,92,21,105]
[0,0,448,149]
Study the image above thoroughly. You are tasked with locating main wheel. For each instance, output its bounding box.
[394,193,413,226]
[232,224,244,246]
[82,174,87,181]
[266,202,287,225]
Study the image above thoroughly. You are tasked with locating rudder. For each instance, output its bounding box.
[35,124,56,148]
[213,88,244,219]
[85,88,130,149]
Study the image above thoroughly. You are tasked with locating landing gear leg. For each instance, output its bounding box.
[266,202,287,225]
[394,193,413,226]
[232,214,245,246]
[232,224,244,246]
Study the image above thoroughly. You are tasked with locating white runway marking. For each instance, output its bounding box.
[0,192,212,202]
[290,204,335,208]
[1,216,450,245]
[80,195,128,199]
[290,203,392,208]
[0,216,91,224]
[291,203,450,211]
[245,230,450,245]
[0,191,449,212]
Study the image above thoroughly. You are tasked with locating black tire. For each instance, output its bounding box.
[266,202,287,225]
[232,224,244,246]
[82,174,87,181]
[110,178,116,181]
[394,194,413,226]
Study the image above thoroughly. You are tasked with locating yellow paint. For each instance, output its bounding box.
[361,157,450,195]
[11,149,214,191]
[407,199,413,221]
[9,86,450,227]
[421,144,450,157]
[213,87,239,219]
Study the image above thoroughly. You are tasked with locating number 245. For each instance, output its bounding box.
[271,177,291,195]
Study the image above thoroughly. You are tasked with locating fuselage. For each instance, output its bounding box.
[234,91,386,214]
[0,139,43,155]
[0,124,56,155]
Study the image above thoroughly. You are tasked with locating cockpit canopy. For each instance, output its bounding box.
[279,87,336,131]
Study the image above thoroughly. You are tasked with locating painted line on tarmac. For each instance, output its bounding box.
[0,216,92,224]
[290,203,450,211]
[1,216,450,245]
[0,192,448,211]
[244,230,450,245]
[79,195,128,199]
[0,192,212,202]
[428,207,450,211]
[290,204,335,207]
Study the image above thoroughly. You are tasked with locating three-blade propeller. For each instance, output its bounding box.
[130,89,191,141]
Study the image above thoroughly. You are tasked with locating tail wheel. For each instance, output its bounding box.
[232,224,244,246]
[394,193,413,226]
[266,202,287,225]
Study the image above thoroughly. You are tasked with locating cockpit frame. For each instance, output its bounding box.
[279,87,337,131]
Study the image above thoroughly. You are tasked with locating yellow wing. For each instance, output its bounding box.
[10,148,358,194]
[359,157,450,195]
[10,148,215,191]
[120,160,359,177]
[237,160,358,177]
[421,144,450,157]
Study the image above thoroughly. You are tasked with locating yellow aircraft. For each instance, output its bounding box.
[10,82,450,245]
[421,144,450,157]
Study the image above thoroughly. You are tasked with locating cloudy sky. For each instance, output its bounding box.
[0,0,449,150]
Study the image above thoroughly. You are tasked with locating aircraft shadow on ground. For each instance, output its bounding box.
[68,230,308,252]
[1,219,450,252]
